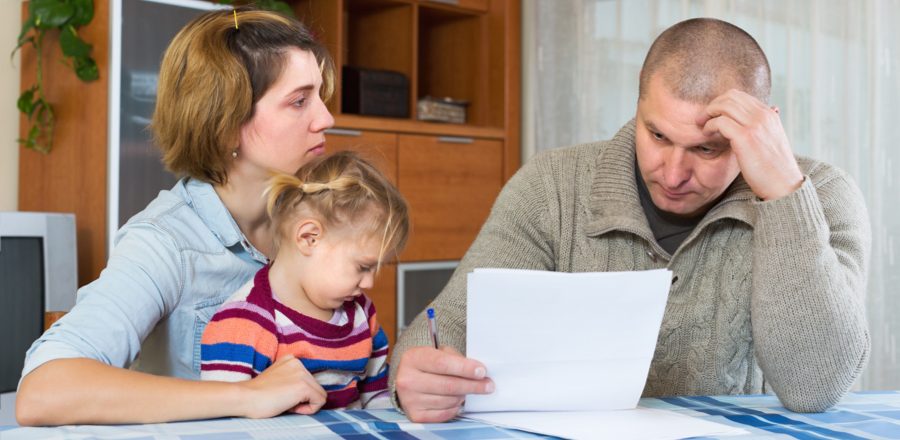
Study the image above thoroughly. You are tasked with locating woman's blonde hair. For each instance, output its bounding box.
[151,7,335,185]
[265,151,410,267]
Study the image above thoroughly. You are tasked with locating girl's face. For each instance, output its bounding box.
[292,225,381,316]
[237,48,335,176]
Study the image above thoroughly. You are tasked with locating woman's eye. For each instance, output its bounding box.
[697,146,716,155]
[292,97,307,108]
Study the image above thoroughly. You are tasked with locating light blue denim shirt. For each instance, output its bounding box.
[20,178,267,383]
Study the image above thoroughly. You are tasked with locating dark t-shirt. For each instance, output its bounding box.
[636,168,701,255]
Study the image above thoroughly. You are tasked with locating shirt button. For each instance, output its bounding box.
[647,250,658,262]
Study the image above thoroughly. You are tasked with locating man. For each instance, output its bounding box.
[388,18,871,423]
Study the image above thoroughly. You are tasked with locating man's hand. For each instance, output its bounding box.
[238,354,327,418]
[700,89,803,201]
[395,346,494,423]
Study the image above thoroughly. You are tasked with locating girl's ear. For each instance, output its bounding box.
[293,219,323,256]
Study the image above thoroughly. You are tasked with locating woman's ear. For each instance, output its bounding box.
[293,219,323,256]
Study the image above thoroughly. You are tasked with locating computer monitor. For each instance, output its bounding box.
[0,212,77,422]
[396,261,459,335]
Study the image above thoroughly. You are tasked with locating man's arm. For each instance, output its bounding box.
[702,90,871,411]
[389,152,562,421]
[751,172,870,412]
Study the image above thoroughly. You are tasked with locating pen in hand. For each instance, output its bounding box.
[427,307,440,349]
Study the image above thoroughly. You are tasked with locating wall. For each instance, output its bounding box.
[0,9,20,211]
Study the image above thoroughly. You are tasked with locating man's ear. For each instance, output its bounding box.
[293,219,323,256]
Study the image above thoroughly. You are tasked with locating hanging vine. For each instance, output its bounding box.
[14,0,98,154]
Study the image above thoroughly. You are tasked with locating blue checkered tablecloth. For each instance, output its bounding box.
[2,391,899,439]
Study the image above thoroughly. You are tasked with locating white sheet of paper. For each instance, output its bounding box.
[463,408,748,440]
[465,268,672,412]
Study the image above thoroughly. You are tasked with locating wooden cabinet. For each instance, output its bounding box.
[19,0,520,345]
[398,134,503,261]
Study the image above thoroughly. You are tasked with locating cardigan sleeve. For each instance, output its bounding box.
[750,169,871,412]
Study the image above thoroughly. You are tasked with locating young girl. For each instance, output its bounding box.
[200,151,409,411]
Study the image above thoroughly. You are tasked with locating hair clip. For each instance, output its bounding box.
[233,9,239,30]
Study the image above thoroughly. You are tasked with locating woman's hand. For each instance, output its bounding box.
[238,354,327,418]
[395,346,494,423]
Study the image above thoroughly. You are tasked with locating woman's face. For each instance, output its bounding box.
[237,48,334,175]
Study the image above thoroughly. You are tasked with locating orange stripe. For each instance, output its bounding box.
[277,338,372,361]
[202,318,278,357]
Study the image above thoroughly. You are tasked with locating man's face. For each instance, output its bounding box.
[634,76,741,218]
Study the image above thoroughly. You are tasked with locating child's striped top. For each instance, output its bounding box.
[200,265,390,409]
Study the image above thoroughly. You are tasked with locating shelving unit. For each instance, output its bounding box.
[18,0,520,344]
[293,0,520,342]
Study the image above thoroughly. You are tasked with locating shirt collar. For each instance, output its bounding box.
[585,119,757,238]
[182,177,244,247]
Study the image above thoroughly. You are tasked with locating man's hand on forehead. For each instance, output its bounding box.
[697,89,803,201]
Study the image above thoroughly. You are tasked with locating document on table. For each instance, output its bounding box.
[462,268,747,439]
[465,268,673,413]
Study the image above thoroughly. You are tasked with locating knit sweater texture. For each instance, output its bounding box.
[202,265,390,409]
[389,120,871,412]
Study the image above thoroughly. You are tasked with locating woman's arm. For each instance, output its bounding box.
[17,355,326,425]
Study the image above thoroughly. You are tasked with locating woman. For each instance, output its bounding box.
[16,8,336,425]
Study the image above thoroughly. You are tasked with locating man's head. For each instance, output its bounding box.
[635,18,770,217]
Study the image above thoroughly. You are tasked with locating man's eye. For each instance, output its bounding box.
[652,131,665,141]
[359,265,372,273]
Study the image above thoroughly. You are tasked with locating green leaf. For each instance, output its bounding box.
[17,87,37,117]
[30,0,75,29]
[73,56,99,81]
[17,15,35,46]
[258,0,295,17]
[68,0,94,27]
[60,26,91,58]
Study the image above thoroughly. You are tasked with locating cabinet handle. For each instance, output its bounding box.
[325,128,362,137]
[437,136,474,144]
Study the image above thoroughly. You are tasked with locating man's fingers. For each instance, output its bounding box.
[702,115,744,145]
[417,374,494,396]
[412,347,487,380]
[407,407,463,423]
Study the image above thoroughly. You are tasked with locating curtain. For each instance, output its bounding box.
[523,0,900,391]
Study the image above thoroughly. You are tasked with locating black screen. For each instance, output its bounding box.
[0,237,44,393]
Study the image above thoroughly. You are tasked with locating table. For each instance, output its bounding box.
[3,391,899,439]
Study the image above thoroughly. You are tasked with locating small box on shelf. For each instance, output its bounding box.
[342,65,410,118]
[417,96,468,124]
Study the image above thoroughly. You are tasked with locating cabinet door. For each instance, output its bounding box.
[369,263,398,346]
[325,129,398,183]
[398,134,503,261]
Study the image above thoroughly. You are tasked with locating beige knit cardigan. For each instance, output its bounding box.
[390,120,871,412]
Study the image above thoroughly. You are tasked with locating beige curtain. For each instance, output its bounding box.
[523,0,900,391]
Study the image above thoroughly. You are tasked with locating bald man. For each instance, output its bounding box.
[389,18,871,422]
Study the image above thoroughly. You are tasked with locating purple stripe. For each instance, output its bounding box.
[358,375,387,392]
[324,386,361,409]
[280,326,372,347]
[371,348,388,358]
[212,308,277,334]
[201,363,256,377]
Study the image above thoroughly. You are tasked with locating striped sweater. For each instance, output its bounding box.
[201,265,390,409]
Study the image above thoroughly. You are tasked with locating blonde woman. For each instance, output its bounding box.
[17,8,336,425]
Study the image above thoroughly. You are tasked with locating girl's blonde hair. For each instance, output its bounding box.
[265,151,409,267]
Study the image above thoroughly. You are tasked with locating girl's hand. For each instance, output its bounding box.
[238,354,327,418]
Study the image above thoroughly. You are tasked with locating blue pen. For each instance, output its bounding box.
[427,308,440,349]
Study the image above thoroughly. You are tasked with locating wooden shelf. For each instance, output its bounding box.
[334,114,505,139]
